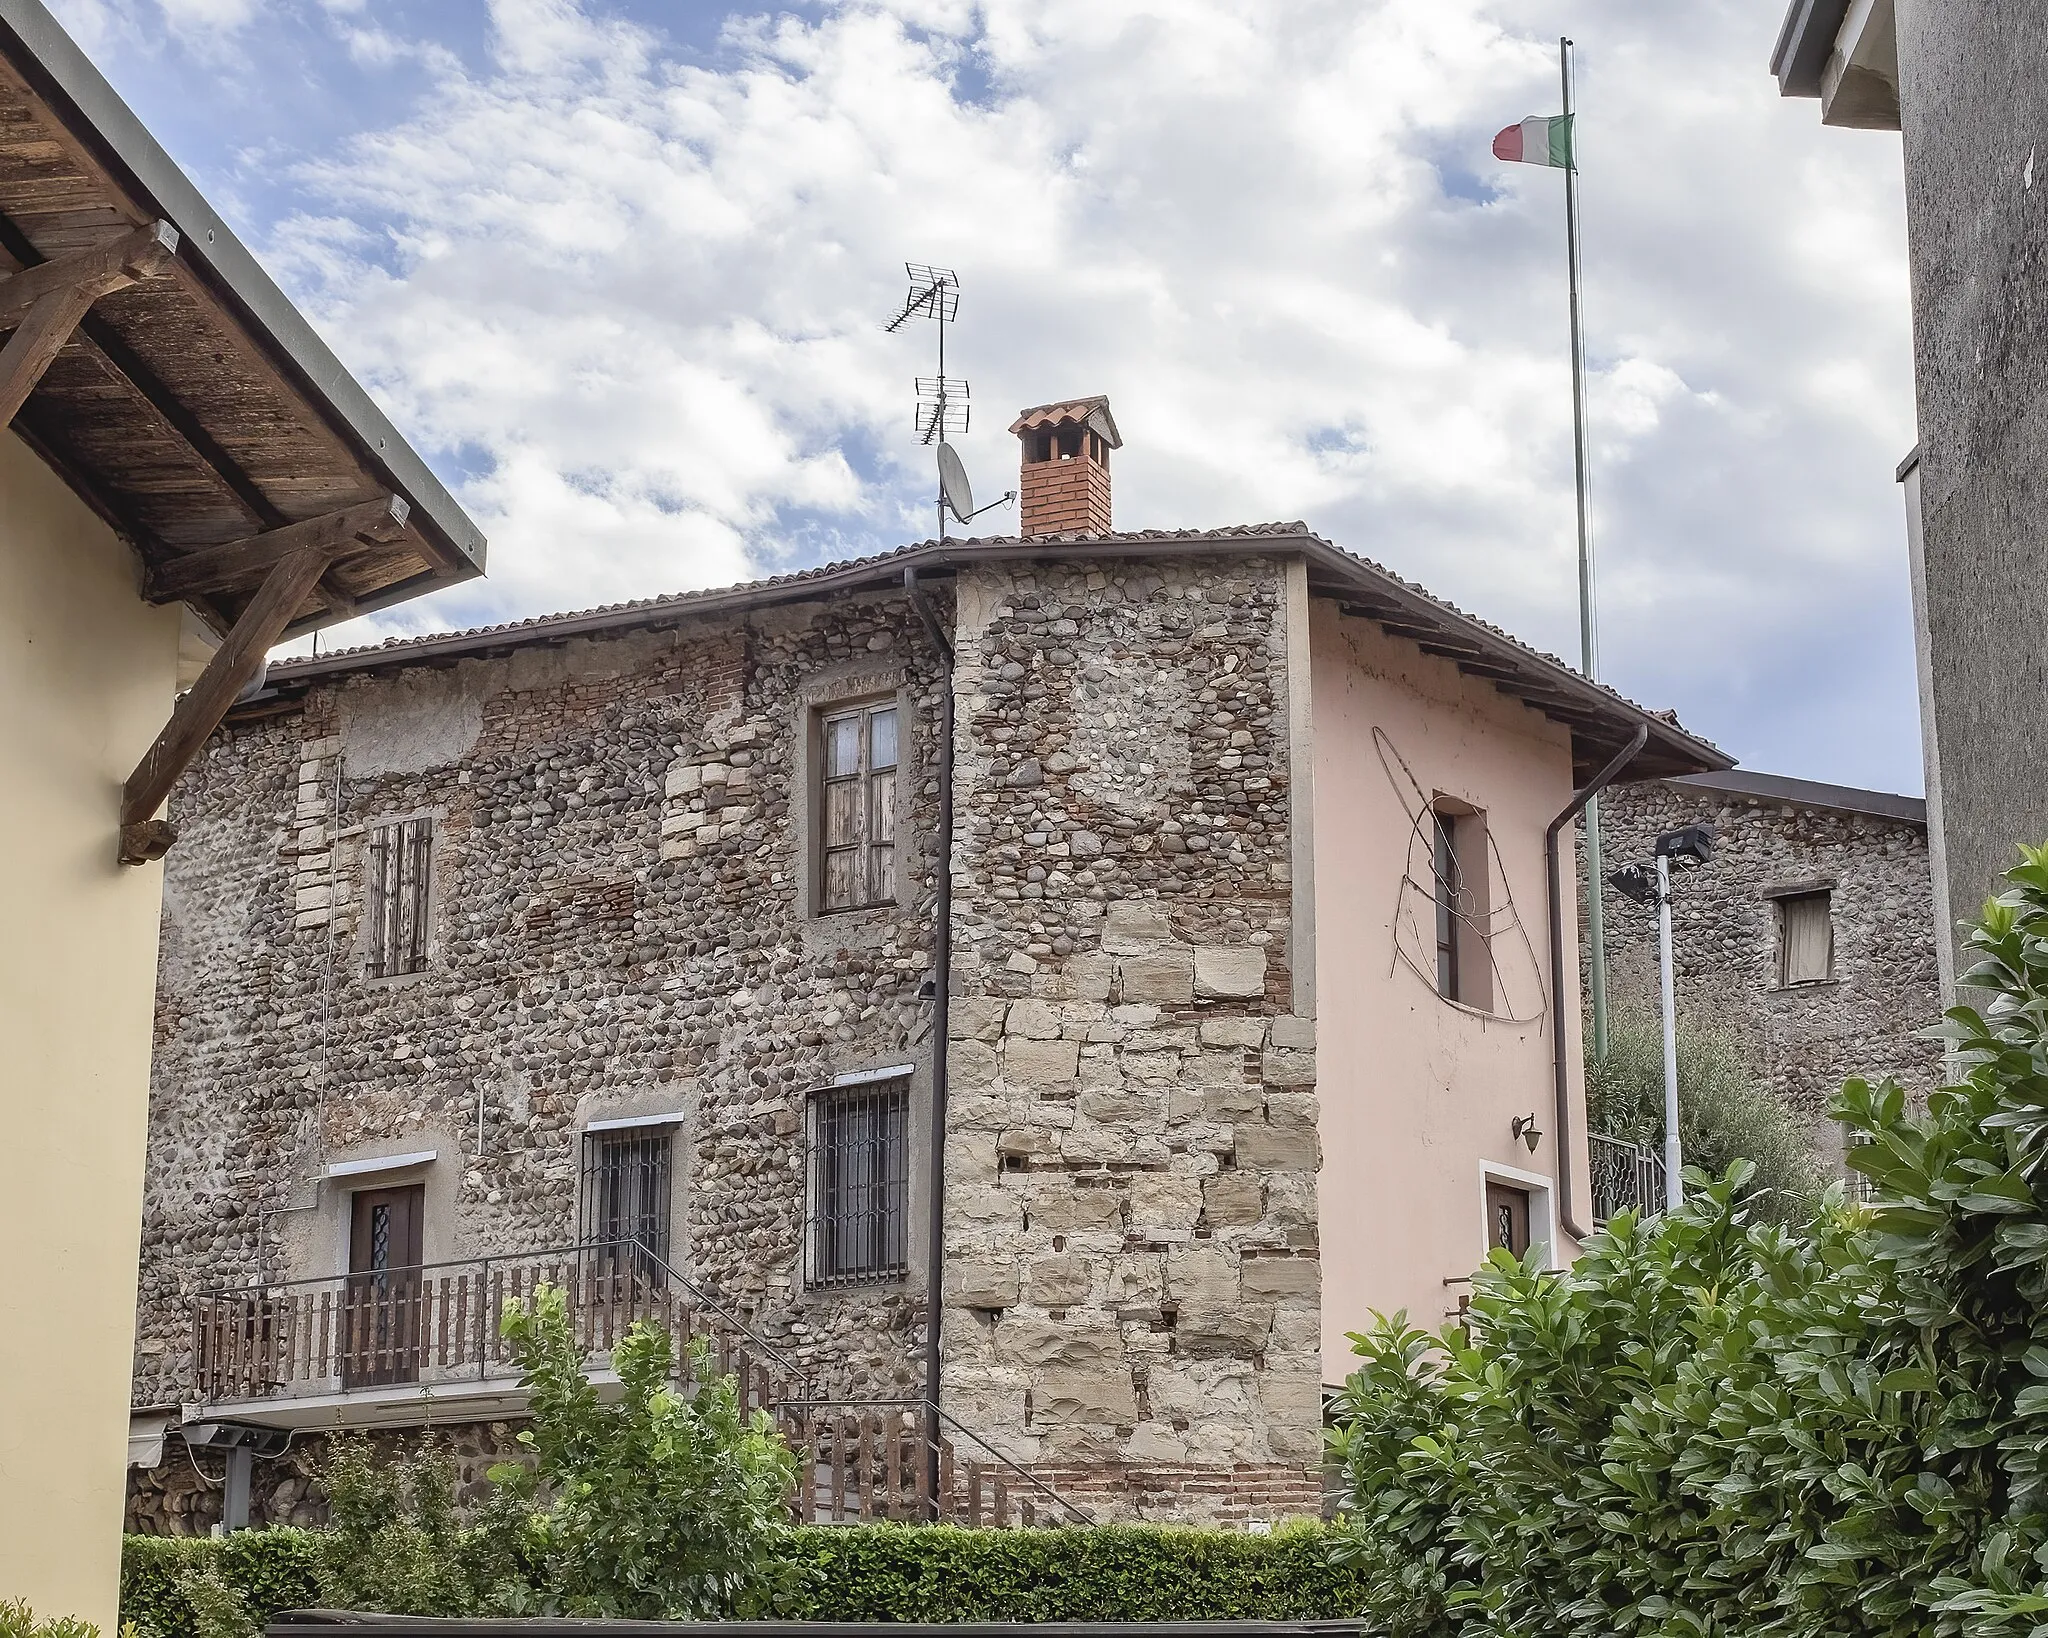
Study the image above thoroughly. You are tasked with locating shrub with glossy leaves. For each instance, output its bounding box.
[1330,844,2048,1636]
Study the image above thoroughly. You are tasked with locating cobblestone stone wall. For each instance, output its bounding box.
[1589,779,1942,1161]
[135,555,1322,1525]
[138,589,946,1415]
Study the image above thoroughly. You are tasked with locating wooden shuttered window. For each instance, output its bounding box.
[819,702,898,912]
[1779,890,1833,986]
[365,816,433,978]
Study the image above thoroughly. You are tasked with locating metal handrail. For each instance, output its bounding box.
[195,1237,662,1301]
[805,1396,1092,1525]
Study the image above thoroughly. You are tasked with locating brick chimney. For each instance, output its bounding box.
[1010,396,1121,537]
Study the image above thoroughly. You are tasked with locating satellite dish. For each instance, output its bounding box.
[937,441,974,523]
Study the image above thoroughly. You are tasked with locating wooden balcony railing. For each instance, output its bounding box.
[190,1244,1087,1528]
[190,1241,803,1410]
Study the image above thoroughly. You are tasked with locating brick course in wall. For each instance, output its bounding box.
[1588,776,1943,1160]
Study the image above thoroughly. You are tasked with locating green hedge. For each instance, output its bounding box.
[122,1534,321,1638]
[122,1522,1368,1630]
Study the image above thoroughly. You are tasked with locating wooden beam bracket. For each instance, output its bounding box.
[0,220,179,425]
[145,493,411,605]
[120,543,336,864]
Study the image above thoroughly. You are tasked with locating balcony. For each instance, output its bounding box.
[187,1240,1085,1526]
[188,1241,799,1430]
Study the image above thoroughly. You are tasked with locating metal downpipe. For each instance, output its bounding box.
[1544,724,1646,1243]
[904,568,955,1517]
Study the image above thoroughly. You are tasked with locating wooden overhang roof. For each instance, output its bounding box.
[251,524,1730,787]
[0,0,485,641]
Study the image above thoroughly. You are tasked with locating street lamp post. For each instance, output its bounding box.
[1608,824,1714,1213]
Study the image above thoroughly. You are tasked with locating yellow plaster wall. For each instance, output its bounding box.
[0,431,179,1630]
[1309,599,1593,1382]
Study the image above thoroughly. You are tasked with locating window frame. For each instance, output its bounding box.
[577,1125,676,1279]
[804,1077,911,1290]
[1777,889,1835,987]
[1429,799,1494,1013]
[361,812,436,981]
[812,693,904,917]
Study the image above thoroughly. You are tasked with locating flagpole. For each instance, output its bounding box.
[1560,35,1611,1064]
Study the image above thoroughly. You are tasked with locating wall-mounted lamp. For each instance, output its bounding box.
[1511,1114,1542,1153]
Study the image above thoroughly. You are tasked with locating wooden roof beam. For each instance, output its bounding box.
[0,221,177,423]
[144,494,411,603]
[122,542,337,863]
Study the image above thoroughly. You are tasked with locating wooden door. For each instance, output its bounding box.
[1485,1182,1532,1260]
[343,1184,424,1387]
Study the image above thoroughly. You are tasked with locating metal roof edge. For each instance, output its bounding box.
[0,0,486,577]
[1770,0,1849,97]
[1664,768,1926,826]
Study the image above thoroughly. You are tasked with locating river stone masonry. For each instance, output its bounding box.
[1590,776,1942,1162]
[134,555,1322,1527]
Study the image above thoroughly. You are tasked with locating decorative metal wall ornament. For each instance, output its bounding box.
[1374,725,1547,1025]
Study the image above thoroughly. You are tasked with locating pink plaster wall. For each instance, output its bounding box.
[1307,599,1592,1385]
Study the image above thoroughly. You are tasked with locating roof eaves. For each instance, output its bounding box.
[1665,769,1926,827]
[259,525,1727,778]
[0,0,485,579]
[1771,0,1851,97]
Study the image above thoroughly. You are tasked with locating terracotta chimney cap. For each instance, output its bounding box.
[1008,395,1122,449]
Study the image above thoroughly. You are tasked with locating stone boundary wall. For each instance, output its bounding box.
[1589,780,1942,1158]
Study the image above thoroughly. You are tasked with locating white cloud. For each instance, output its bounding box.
[67,0,1918,786]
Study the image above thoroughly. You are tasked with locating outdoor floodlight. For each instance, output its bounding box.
[1655,823,1715,868]
[1608,863,1656,906]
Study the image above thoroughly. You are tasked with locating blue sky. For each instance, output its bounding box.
[52,0,1923,792]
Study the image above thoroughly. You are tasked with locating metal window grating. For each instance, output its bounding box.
[807,1080,909,1287]
[579,1128,673,1277]
[364,816,433,978]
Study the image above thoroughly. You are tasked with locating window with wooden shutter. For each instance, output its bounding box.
[1430,801,1492,1011]
[818,701,898,912]
[364,816,433,978]
[1779,890,1833,986]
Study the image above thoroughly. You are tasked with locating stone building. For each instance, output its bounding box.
[128,398,1723,1533]
[1593,769,1942,1163]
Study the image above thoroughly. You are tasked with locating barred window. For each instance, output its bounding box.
[819,702,898,912]
[806,1080,909,1287]
[364,816,433,978]
[579,1127,673,1273]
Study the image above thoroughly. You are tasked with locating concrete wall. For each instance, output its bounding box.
[1307,601,1588,1379]
[0,431,179,1627]
[1593,781,1941,1160]
[1894,0,2048,978]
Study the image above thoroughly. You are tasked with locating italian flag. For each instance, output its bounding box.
[1493,114,1574,169]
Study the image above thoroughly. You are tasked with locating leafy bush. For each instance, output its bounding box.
[0,1602,100,1638]
[121,1535,319,1638]
[310,1437,472,1617]
[125,1522,1371,1629]
[1589,1002,1826,1223]
[485,1282,798,1617]
[1329,845,2048,1635]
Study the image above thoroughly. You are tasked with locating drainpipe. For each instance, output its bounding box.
[1544,723,1647,1243]
[903,568,954,1518]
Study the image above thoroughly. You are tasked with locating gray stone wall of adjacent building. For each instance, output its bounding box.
[132,554,1322,1529]
[1588,779,1943,1161]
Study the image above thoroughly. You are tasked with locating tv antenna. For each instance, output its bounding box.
[883,262,1012,540]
